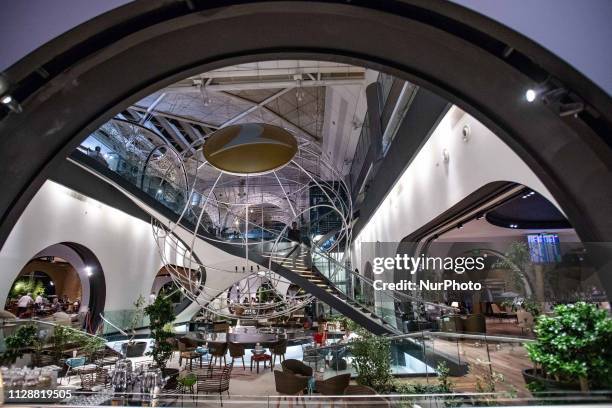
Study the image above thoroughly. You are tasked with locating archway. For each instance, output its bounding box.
[0,1,610,297]
[4,242,106,332]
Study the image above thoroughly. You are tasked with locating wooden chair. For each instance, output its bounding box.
[490,304,507,320]
[274,370,309,408]
[228,342,245,370]
[270,338,287,368]
[196,363,233,406]
[208,342,228,368]
[517,309,534,334]
[178,339,203,370]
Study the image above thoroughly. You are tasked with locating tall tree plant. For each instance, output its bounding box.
[144,296,175,371]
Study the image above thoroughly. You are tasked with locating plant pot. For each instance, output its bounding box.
[522,368,581,391]
[121,341,147,357]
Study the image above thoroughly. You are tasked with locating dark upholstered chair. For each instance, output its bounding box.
[208,342,228,367]
[228,342,245,370]
[315,373,350,395]
[270,338,287,368]
[344,385,389,407]
[196,363,233,406]
[281,359,313,377]
[274,370,309,405]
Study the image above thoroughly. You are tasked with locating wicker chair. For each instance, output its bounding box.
[228,342,245,370]
[315,373,350,395]
[91,347,121,369]
[196,363,233,406]
[178,339,203,370]
[79,367,110,391]
[281,359,313,377]
[270,338,287,368]
[274,370,309,406]
[209,342,228,368]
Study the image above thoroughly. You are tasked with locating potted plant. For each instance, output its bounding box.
[1,324,37,366]
[122,295,148,357]
[144,295,178,386]
[524,302,612,391]
[350,330,394,393]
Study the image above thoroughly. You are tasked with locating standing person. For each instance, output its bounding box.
[287,221,301,243]
[89,146,108,167]
[17,292,34,317]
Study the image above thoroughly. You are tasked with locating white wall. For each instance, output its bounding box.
[0,181,164,312]
[351,106,558,273]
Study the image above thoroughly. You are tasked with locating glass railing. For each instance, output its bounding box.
[13,391,612,407]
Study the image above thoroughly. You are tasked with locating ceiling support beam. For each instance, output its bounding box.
[139,92,166,125]
[167,78,364,93]
[130,105,218,130]
[220,87,294,128]
[221,91,320,142]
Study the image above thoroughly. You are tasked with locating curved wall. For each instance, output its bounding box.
[351,106,558,273]
[0,181,163,313]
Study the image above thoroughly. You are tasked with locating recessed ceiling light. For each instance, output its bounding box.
[525,89,537,103]
[1,95,12,104]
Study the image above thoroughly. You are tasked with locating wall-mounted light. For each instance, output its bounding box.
[442,148,450,163]
[525,89,537,103]
[461,125,471,142]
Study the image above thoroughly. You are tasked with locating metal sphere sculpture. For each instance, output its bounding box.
[152,122,353,320]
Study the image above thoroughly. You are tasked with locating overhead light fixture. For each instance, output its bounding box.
[451,302,460,308]
[50,281,54,286]
[525,89,537,103]
[1,93,22,113]
[157,189,163,194]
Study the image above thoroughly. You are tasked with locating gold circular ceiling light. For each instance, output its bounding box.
[203,123,298,175]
